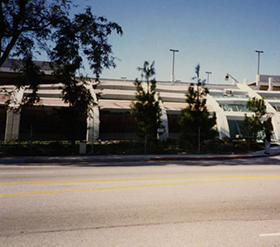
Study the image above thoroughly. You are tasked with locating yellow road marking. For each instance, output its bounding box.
[260,233,280,237]
[1,176,280,197]
[1,175,280,185]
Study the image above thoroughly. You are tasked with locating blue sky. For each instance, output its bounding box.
[73,0,280,84]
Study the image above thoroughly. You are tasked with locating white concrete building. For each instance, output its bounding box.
[1,59,280,142]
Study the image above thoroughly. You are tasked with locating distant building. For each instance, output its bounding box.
[1,59,280,142]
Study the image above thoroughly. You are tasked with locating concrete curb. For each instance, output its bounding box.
[0,151,280,164]
[0,155,152,164]
[0,152,280,164]
[150,152,280,161]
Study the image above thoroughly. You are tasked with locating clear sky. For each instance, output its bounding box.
[73,0,280,84]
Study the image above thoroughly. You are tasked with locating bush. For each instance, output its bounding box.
[0,138,265,157]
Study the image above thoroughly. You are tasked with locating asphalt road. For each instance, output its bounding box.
[1,159,280,247]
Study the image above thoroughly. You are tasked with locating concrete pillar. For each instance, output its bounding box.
[271,112,280,142]
[84,82,100,143]
[268,77,273,91]
[216,112,230,139]
[5,109,21,141]
[87,105,100,143]
[4,86,25,142]
[206,95,230,139]
[158,99,169,141]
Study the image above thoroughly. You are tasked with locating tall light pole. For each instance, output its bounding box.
[255,50,264,74]
[170,49,179,84]
[205,71,212,84]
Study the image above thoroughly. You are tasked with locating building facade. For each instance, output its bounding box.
[1,60,280,142]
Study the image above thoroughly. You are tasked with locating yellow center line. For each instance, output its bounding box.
[1,176,280,197]
[1,175,280,185]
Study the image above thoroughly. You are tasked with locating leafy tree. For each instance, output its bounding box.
[0,0,123,112]
[243,97,266,140]
[179,64,217,152]
[1,0,123,144]
[131,61,163,145]
[15,55,44,105]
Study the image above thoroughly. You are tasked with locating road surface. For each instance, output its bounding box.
[1,159,280,246]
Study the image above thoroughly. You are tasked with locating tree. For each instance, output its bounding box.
[131,61,163,147]
[179,64,217,152]
[1,0,69,67]
[0,0,123,111]
[1,1,123,144]
[243,97,267,141]
[16,55,44,105]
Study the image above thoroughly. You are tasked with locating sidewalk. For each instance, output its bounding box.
[151,145,280,161]
[1,145,280,164]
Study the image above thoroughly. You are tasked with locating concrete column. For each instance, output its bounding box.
[271,112,280,142]
[87,105,100,143]
[84,82,100,143]
[5,109,21,141]
[158,99,169,141]
[216,112,230,139]
[268,77,273,91]
[4,86,25,142]
[206,95,230,139]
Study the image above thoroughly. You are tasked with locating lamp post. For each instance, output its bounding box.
[255,50,264,74]
[205,71,212,84]
[225,73,240,85]
[170,49,179,84]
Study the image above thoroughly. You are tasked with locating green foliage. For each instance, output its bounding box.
[0,0,123,114]
[131,61,163,141]
[0,139,265,157]
[0,0,70,66]
[16,56,43,105]
[246,96,266,118]
[49,5,122,80]
[243,97,266,140]
[179,64,217,148]
[0,0,123,139]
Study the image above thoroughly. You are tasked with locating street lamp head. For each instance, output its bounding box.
[225,74,229,80]
[170,49,179,52]
[255,50,264,54]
